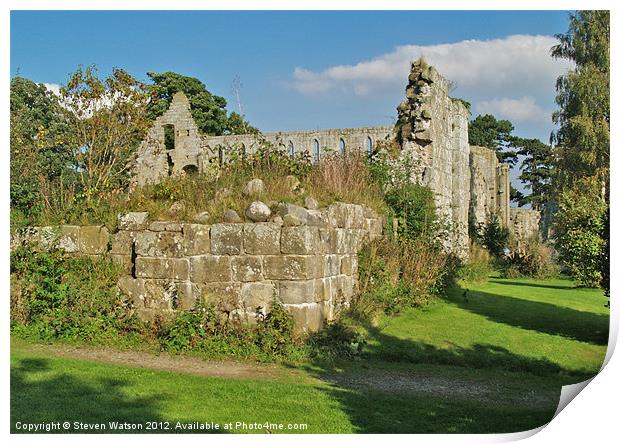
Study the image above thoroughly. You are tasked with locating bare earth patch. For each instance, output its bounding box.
[14,340,558,409]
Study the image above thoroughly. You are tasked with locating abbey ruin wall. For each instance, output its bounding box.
[469,145,511,231]
[14,202,383,333]
[204,126,393,165]
[133,61,531,259]
[509,208,541,242]
[394,59,471,257]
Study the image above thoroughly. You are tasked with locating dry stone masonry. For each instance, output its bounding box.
[16,202,382,333]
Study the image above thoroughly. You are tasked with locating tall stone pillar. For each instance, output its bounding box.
[497,164,510,227]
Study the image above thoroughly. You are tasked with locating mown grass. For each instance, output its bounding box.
[11,275,609,433]
[358,274,608,378]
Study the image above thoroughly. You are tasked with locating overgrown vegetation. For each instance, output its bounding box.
[10,245,310,361]
[502,237,559,280]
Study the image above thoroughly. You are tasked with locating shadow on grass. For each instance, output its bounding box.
[10,357,227,434]
[487,278,577,291]
[303,321,569,433]
[446,288,609,346]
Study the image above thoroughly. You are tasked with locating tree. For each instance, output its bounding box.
[550,11,609,291]
[61,66,151,202]
[468,114,518,165]
[10,77,72,221]
[146,71,257,136]
[553,178,606,287]
[511,137,553,211]
[551,11,610,191]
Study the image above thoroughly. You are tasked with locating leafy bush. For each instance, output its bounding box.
[356,238,451,316]
[503,237,559,279]
[307,320,367,361]
[459,243,493,283]
[385,184,436,241]
[255,299,297,357]
[553,182,606,287]
[478,215,510,258]
[10,246,142,342]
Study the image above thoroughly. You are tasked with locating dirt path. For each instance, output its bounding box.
[15,341,301,381]
[13,340,559,408]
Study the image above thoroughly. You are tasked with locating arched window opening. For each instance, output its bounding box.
[163,124,175,150]
[339,138,346,157]
[289,141,295,159]
[313,139,320,162]
[366,136,373,157]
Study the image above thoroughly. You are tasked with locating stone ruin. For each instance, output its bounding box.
[13,60,542,332]
[133,59,537,258]
[15,202,382,334]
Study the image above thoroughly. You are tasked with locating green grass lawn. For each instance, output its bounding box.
[11,275,609,434]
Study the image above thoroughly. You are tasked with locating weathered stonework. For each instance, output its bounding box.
[469,145,511,231]
[15,202,382,334]
[394,59,471,258]
[509,208,541,242]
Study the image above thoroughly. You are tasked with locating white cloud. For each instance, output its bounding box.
[290,34,572,99]
[44,83,61,96]
[475,96,550,123]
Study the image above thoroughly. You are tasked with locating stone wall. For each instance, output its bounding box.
[394,59,471,258]
[134,91,393,186]
[469,145,511,230]
[509,208,541,242]
[204,126,394,164]
[14,202,383,333]
[134,92,205,186]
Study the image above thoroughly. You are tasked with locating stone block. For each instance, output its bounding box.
[306,209,329,227]
[324,254,340,277]
[183,224,210,255]
[118,212,149,230]
[211,224,243,255]
[149,221,183,232]
[176,282,196,310]
[244,223,280,255]
[134,231,158,256]
[280,226,319,254]
[110,230,136,255]
[241,281,275,310]
[56,225,80,253]
[231,256,263,282]
[278,280,315,304]
[79,225,109,254]
[274,202,308,225]
[340,255,358,275]
[318,228,337,254]
[190,255,232,282]
[198,282,241,312]
[263,255,320,280]
[155,232,186,257]
[117,276,146,307]
[313,278,331,303]
[135,257,189,281]
[335,229,354,254]
[284,303,324,334]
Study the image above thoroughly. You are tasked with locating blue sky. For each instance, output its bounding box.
[11,10,572,191]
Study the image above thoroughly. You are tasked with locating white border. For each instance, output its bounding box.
[2,2,617,443]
